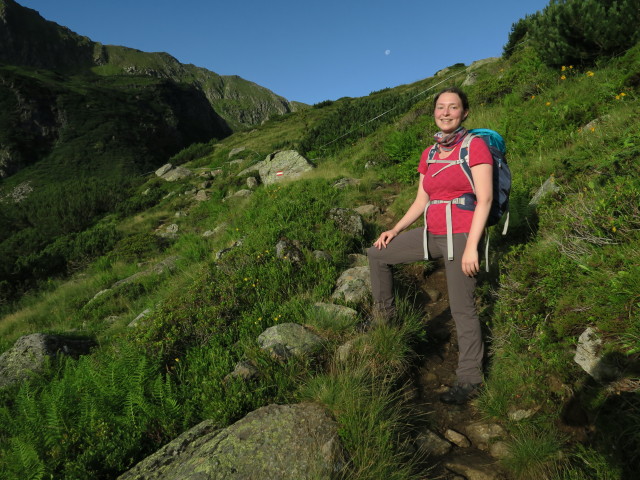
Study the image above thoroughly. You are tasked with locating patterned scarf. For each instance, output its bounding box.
[434,126,468,153]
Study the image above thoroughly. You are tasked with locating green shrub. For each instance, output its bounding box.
[530,0,640,67]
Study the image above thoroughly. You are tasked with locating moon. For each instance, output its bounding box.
[385,49,391,56]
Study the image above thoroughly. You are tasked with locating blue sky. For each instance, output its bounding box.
[17,0,550,105]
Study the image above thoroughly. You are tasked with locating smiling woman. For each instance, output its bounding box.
[368,86,494,405]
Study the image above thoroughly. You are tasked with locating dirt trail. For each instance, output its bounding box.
[402,263,507,479]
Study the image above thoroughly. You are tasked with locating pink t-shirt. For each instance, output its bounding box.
[417,137,492,235]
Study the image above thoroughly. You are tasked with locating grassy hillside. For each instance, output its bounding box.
[0,2,639,479]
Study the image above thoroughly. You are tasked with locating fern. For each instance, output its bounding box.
[7,437,45,480]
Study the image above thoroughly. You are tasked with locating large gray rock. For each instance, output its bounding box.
[444,450,505,480]
[117,403,345,480]
[331,266,371,305]
[574,327,620,381]
[415,429,453,457]
[161,166,193,182]
[465,422,506,451]
[0,333,97,388]
[275,238,305,265]
[257,323,325,360]
[155,163,173,177]
[529,176,560,206]
[239,150,315,185]
[312,302,358,321]
[328,208,364,238]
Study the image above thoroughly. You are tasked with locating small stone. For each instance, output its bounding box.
[424,288,441,303]
[489,440,511,459]
[445,429,471,448]
[415,429,453,457]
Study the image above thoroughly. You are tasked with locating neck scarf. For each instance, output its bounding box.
[434,126,467,153]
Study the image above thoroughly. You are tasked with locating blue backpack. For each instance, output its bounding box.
[424,129,511,269]
[460,129,511,230]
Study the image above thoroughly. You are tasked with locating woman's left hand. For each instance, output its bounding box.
[461,247,480,277]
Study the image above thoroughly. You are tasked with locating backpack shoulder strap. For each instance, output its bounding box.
[427,144,438,160]
[458,133,476,194]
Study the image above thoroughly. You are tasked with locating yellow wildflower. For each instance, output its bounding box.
[560,75,566,80]
[590,127,596,132]
[531,95,536,99]
[615,95,620,100]
[586,71,595,77]
[612,227,617,233]
[546,101,551,106]
[620,92,626,97]
[561,65,567,71]
[569,65,574,69]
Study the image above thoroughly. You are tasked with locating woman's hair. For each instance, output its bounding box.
[433,86,470,112]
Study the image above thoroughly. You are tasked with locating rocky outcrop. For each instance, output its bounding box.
[155,164,193,182]
[257,323,325,361]
[574,326,621,381]
[331,266,371,305]
[328,208,364,238]
[117,403,346,480]
[239,150,315,185]
[0,333,97,388]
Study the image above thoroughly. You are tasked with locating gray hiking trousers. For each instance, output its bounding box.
[367,227,484,384]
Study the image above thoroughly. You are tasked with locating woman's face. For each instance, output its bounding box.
[434,92,468,134]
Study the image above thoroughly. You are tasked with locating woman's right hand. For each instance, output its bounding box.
[373,230,398,249]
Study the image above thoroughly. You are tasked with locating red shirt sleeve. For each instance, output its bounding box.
[468,137,493,167]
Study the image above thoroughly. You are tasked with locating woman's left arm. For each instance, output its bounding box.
[461,162,492,276]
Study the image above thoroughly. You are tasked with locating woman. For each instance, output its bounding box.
[367,86,493,405]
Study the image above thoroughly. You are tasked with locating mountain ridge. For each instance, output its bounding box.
[0,0,304,130]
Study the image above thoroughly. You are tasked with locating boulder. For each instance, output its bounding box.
[155,163,173,177]
[444,450,505,480]
[225,361,260,382]
[529,176,560,206]
[276,238,305,264]
[246,176,259,189]
[445,428,471,448]
[331,266,371,305]
[415,429,453,457]
[117,403,345,480]
[0,333,97,388]
[257,323,325,360]
[465,422,506,451]
[239,150,315,185]
[195,190,209,202]
[574,327,620,381]
[328,208,364,238]
[312,302,358,321]
[354,204,380,216]
[161,166,193,182]
[333,178,361,189]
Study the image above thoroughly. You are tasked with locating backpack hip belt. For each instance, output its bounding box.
[422,196,474,262]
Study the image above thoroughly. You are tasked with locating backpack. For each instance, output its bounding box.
[424,129,511,270]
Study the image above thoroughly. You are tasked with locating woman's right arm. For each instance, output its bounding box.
[373,174,429,249]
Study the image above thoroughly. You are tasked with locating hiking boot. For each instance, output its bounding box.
[439,382,482,405]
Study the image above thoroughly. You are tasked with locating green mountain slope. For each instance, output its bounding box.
[0,0,306,304]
